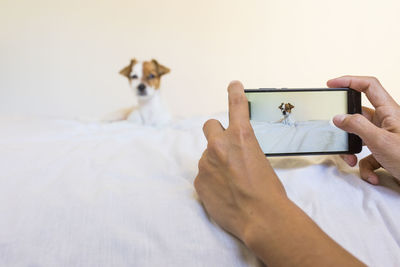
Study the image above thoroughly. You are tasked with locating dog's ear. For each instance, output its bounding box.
[289,103,295,109]
[152,59,170,76]
[119,58,137,78]
[279,103,284,109]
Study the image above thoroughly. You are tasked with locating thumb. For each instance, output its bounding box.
[333,114,384,147]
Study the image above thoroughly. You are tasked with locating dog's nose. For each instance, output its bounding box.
[138,83,146,91]
[283,111,286,115]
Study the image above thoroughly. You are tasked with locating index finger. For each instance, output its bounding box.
[227,80,250,125]
[327,75,397,108]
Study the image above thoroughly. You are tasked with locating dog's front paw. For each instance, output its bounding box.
[127,111,143,124]
[102,112,125,122]
[102,107,136,122]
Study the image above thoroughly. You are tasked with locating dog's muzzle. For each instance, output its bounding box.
[137,83,146,95]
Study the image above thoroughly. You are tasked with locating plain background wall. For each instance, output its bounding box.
[1,0,399,119]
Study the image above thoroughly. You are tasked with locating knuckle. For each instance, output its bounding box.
[207,137,226,158]
[229,94,247,106]
[232,123,254,142]
[367,76,382,87]
[193,177,204,197]
[197,156,207,171]
[367,76,379,83]
[346,114,364,126]
[194,176,201,191]
[381,116,400,131]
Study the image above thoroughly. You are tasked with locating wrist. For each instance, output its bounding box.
[242,195,294,249]
[240,195,364,266]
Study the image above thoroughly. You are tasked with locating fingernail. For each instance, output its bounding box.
[333,114,348,124]
[229,80,243,87]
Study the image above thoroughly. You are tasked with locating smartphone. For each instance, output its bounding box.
[245,88,362,156]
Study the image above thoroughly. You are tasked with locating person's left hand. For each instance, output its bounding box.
[194,81,288,242]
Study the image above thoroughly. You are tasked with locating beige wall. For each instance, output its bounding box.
[1,0,399,119]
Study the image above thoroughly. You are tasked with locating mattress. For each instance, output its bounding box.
[0,114,399,267]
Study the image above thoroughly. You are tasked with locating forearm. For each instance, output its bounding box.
[243,197,365,267]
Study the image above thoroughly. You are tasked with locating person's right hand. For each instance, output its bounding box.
[328,76,400,185]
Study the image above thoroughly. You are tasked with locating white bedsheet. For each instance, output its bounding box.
[0,114,399,267]
[251,120,347,153]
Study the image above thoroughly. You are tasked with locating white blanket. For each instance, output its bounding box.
[0,115,399,267]
[251,120,347,153]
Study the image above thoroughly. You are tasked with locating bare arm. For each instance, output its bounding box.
[243,197,363,266]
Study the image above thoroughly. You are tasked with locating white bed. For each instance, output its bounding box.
[1,114,399,267]
[251,120,347,153]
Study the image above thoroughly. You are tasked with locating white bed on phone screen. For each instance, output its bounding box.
[0,114,399,267]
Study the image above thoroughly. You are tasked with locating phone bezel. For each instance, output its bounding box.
[245,88,362,156]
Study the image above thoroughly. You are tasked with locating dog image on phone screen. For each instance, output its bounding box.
[277,102,295,125]
[245,91,351,154]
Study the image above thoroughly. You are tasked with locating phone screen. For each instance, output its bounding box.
[245,89,355,155]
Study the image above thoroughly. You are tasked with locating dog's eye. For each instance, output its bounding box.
[130,74,138,79]
[147,74,155,79]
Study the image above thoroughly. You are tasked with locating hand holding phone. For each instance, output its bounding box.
[328,76,400,184]
[245,88,362,156]
[196,81,365,266]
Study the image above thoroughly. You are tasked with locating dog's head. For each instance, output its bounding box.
[119,59,170,100]
[278,102,295,116]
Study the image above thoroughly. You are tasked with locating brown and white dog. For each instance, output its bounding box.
[105,58,171,126]
[278,102,295,125]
